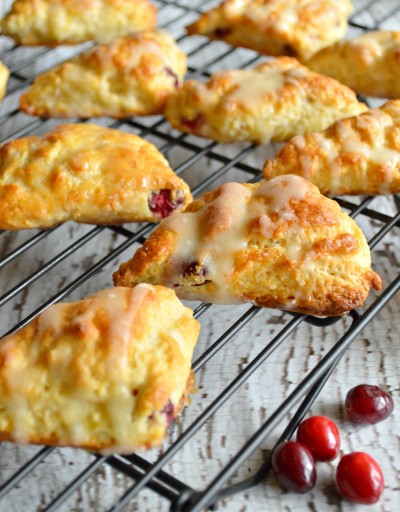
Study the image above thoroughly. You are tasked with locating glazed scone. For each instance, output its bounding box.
[0,285,200,453]
[187,0,353,61]
[305,31,400,99]
[0,123,192,230]
[113,176,381,316]
[165,58,367,144]
[263,101,400,195]
[20,31,187,118]
[0,0,156,46]
[0,61,9,101]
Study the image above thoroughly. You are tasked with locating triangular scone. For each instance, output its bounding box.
[113,176,381,316]
[305,31,400,99]
[187,0,353,61]
[0,0,156,46]
[0,123,192,230]
[164,58,367,144]
[0,285,200,453]
[263,101,400,195]
[20,31,187,118]
[0,60,9,101]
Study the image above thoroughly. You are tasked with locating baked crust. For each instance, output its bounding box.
[187,0,353,61]
[0,0,157,46]
[0,60,9,101]
[0,123,192,230]
[164,58,367,144]
[0,285,200,453]
[305,31,400,99]
[113,176,381,316]
[263,101,400,195]
[20,31,187,118]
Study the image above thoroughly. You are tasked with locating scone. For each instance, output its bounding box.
[0,0,156,46]
[305,31,400,99]
[187,0,353,61]
[113,176,381,316]
[263,101,400,195]
[165,58,367,144]
[0,285,200,453]
[20,31,187,118]
[0,123,192,230]
[0,61,9,101]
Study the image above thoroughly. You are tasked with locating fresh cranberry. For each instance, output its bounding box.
[148,189,184,218]
[272,441,316,493]
[336,452,384,504]
[345,384,394,425]
[296,416,340,462]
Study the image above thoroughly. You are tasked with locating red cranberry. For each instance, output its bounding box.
[182,261,207,278]
[148,401,175,426]
[164,67,179,89]
[181,114,204,133]
[213,27,232,37]
[336,452,384,504]
[148,189,184,218]
[175,261,210,287]
[161,401,175,427]
[272,441,316,493]
[345,384,394,425]
[296,416,340,462]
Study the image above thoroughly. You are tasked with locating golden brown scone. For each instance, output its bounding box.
[0,0,157,46]
[0,123,192,230]
[263,101,400,195]
[305,31,400,99]
[113,176,381,316]
[0,285,200,454]
[0,60,9,101]
[20,31,187,118]
[165,58,367,144]
[187,0,353,61]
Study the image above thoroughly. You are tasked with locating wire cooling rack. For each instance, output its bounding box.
[0,1,400,511]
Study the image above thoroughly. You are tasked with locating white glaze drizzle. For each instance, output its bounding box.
[223,69,285,108]
[162,176,310,303]
[98,38,167,69]
[307,109,400,191]
[1,285,155,446]
[330,111,400,167]
[242,1,299,31]
[348,32,386,60]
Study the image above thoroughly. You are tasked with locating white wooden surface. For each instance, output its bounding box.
[0,1,399,511]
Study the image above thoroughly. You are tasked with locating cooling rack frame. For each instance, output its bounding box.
[0,1,400,511]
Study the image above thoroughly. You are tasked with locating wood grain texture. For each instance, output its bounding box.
[0,1,399,511]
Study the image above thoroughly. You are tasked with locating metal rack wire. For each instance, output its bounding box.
[0,0,399,511]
